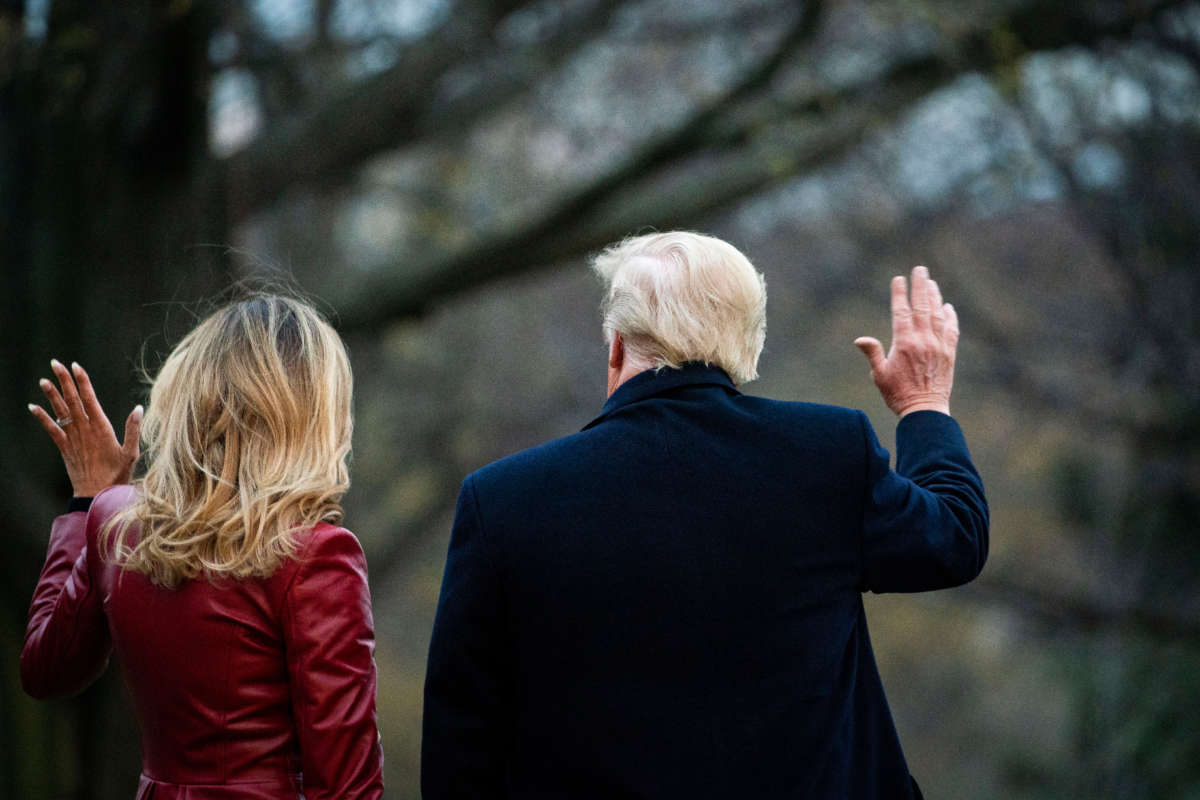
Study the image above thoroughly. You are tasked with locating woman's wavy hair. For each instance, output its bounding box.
[101,294,353,589]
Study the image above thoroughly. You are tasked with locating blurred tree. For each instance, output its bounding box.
[1,0,1197,797]
[866,26,1200,795]
[1014,107,1200,800]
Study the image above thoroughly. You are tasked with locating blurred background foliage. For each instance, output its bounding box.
[2,0,1198,797]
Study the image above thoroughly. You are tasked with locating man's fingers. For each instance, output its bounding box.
[929,279,945,336]
[72,362,112,430]
[890,275,912,335]
[122,405,144,462]
[50,359,88,423]
[28,403,69,450]
[910,266,931,330]
[943,302,959,345]
[854,337,886,373]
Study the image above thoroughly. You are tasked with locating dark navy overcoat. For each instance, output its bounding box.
[423,363,988,799]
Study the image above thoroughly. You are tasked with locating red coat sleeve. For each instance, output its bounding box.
[282,526,384,799]
[20,509,112,699]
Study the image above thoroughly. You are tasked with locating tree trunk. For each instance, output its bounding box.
[0,2,232,796]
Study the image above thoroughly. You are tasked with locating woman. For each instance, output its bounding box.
[21,295,384,799]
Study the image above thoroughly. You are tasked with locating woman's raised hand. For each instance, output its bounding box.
[28,360,143,498]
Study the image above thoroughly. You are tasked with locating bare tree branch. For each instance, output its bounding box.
[617,4,787,42]
[220,0,1191,225]
[836,201,1136,432]
[334,0,1194,333]
[1008,68,1200,406]
[1152,10,1200,75]
[334,0,827,328]
[316,0,335,48]
[223,0,618,220]
[965,573,1200,642]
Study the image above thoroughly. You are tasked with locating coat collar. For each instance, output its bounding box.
[582,362,738,431]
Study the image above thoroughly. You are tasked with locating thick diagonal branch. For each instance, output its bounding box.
[333,0,1191,333]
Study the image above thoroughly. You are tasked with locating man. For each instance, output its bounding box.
[422,231,987,799]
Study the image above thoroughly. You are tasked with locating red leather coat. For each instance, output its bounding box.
[21,485,384,799]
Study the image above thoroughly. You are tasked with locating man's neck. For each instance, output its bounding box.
[606,358,653,398]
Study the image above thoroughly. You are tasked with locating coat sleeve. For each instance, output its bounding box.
[859,409,990,593]
[282,526,384,799]
[421,476,512,798]
[20,509,112,699]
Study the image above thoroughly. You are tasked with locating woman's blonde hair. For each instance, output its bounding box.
[591,231,767,384]
[102,295,353,588]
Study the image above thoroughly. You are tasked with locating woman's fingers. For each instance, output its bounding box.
[39,377,71,423]
[71,362,112,430]
[50,359,88,424]
[112,405,145,484]
[27,403,69,450]
[30,359,140,496]
[122,405,144,463]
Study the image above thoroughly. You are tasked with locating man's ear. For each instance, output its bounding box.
[608,333,624,370]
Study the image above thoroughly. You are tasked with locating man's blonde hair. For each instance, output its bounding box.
[101,295,353,588]
[591,231,767,384]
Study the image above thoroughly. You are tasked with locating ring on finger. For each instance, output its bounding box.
[56,416,72,427]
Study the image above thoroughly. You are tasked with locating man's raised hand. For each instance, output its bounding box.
[854,265,958,418]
